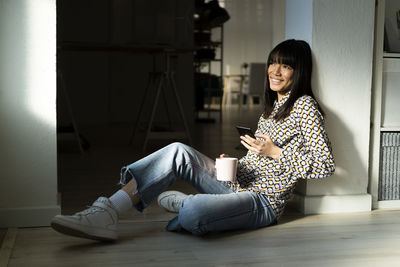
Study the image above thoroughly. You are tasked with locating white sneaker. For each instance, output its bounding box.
[51,197,118,241]
[157,191,188,213]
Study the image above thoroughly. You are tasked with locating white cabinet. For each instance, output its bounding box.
[371,0,400,209]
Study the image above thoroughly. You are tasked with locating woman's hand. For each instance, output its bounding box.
[240,134,282,160]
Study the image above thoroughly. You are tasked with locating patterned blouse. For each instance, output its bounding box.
[232,93,335,218]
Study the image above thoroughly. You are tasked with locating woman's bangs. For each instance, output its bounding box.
[269,49,296,68]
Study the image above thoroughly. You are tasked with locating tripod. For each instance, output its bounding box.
[129,49,192,152]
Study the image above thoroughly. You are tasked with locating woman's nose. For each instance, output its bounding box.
[271,64,281,75]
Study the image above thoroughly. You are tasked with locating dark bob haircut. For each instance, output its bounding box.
[263,39,323,121]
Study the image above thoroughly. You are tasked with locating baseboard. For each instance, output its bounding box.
[289,193,372,215]
[0,205,61,227]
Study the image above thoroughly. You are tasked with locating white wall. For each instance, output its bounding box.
[271,0,286,47]
[309,0,375,197]
[285,0,312,45]
[0,0,60,227]
[284,0,375,214]
[223,0,273,75]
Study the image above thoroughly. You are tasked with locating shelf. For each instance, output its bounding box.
[194,41,222,47]
[381,127,400,132]
[375,200,400,209]
[58,42,194,54]
[197,107,221,112]
[193,25,224,122]
[194,58,222,62]
[383,52,400,58]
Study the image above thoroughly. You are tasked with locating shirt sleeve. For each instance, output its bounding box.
[279,97,335,179]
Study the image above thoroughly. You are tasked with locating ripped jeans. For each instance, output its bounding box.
[120,142,277,235]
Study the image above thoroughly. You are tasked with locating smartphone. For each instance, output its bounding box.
[236,126,256,139]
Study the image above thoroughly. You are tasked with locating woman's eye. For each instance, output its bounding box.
[283,65,292,70]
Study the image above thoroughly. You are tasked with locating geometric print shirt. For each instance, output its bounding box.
[231,94,335,219]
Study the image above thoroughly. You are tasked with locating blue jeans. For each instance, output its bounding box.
[120,142,277,235]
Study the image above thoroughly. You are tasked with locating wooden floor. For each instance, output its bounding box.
[2,106,400,266]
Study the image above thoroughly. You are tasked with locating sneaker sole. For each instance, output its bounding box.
[51,219,117,242]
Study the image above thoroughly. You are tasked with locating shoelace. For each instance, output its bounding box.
[76,205,103,216]
[170,198,181,209]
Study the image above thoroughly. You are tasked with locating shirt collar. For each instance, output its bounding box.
[274,91,290,110]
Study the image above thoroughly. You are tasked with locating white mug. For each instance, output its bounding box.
[215,157,238,182]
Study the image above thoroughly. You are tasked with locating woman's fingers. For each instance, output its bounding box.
[240,135,256,145]
[254,133,266,139]
[240,140,253,151]
[242,133,277,157]
[255,133,271,142]
[240,140,261,154]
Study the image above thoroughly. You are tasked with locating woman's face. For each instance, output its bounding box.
[267,62,294,97]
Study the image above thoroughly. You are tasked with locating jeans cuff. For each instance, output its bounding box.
[166,216,182,232]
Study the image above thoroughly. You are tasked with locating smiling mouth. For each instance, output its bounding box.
[270,78,283,84]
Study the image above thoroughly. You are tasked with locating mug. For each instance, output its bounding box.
[215,157,238,182]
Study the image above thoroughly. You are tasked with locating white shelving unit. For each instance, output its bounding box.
[371,0,400,209]
[383,53,400,58]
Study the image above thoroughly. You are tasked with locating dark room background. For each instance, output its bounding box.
[57,0,195,151]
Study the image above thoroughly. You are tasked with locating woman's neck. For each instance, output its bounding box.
[277,89,290,101]
[277,92,285,101]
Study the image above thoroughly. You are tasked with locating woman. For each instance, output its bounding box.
[51,39,335,241]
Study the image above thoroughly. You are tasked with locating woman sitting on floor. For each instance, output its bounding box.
[51,39,335,241]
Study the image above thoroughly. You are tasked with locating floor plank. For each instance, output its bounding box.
[0,228,7,247]
[7,209,400,267]
[0,228,17,267]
